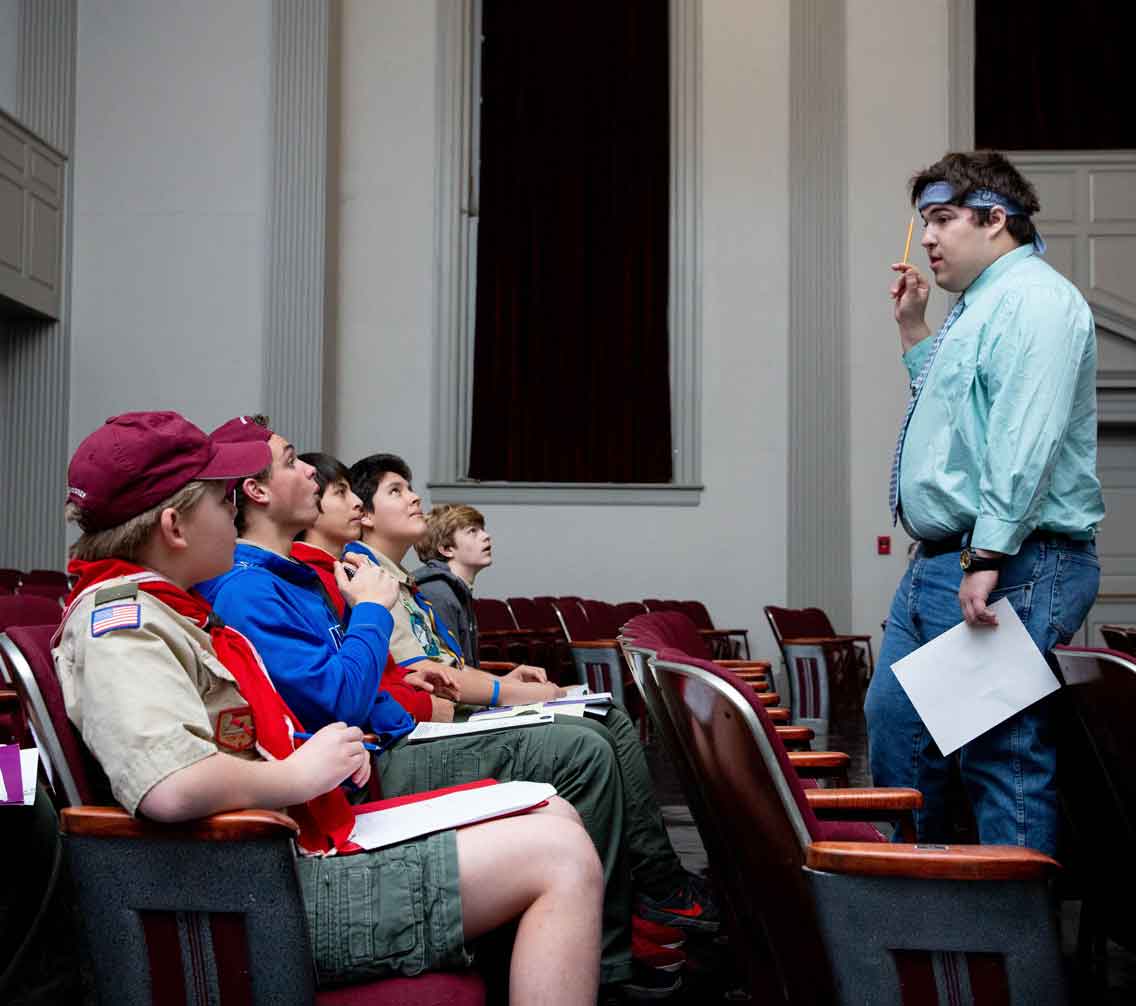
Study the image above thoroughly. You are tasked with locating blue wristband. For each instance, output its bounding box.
[490,679,501,707]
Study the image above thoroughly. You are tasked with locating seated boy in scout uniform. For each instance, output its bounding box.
[53,411,604,1002]
[293,450,443,725]
[346,453,719,938]
[199,417,639,988]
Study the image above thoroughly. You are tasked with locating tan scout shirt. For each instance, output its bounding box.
[370,550,461,668]
[54,578,259,815]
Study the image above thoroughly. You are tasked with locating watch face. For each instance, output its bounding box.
[960,549,972,570]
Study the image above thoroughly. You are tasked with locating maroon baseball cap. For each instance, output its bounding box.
[211,415,274,445]
[67,411,273,530]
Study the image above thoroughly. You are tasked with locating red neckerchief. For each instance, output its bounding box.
[290,541,347,619]
[64,558,356,855]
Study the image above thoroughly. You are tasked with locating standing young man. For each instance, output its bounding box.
[865,151,1104,855]
[348,455,718,939]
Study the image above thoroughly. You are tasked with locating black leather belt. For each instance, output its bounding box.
[918,529,1087,559]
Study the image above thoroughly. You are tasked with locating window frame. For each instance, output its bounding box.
[428,0,703,506]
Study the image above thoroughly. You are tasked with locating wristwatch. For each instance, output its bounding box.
[959,547,1004,574]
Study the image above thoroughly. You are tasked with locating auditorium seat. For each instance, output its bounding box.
[0,627,487,1005]
[0,568,22,592]
[763,605,875,750]
[0,594,64,633]
[677,600,751,659]
[651,648,1067,1006]
[1052,646,1136,962]
[1098,624,1135,656]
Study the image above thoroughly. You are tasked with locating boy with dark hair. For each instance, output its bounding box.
[293,451,442,724]
[201,417,649,991]
[348,454,718,939]
[54,411,603,1001]
[867,150,1103,854]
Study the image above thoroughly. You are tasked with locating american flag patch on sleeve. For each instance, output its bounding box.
[91,603,142,637]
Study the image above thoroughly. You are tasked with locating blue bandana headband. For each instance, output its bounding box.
[916,181,1046,255]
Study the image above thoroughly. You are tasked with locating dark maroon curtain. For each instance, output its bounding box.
[468,0,672,483]
[975,2,1136,150]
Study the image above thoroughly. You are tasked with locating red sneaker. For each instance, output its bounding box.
[632,913,686,950]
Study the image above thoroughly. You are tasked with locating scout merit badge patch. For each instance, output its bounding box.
[216,706,257,751]
[90,603,141,637]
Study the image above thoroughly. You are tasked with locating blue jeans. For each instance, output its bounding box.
[864,536,1100,856]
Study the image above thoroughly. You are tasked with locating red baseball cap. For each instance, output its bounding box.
[211,415,274,445]
[67,411,273,530]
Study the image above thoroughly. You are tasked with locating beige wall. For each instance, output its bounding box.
[334,0,792,656]
[69,0,272,445]
[845,0,953,646]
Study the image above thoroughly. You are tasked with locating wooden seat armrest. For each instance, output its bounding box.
[478,661,517,673]
[804,788,922,812]
[0,688,19,709]
[788,751,850,777]
[775,725,814,743]
[715,659,770,671]
[757,691,780,705]
[61,805,300,841]
[698,628,748,638]
[767,707,790,723]
[781,635,849,646]
[569,639,620,650]
[479,628,538,639]
[805,841,1060,881]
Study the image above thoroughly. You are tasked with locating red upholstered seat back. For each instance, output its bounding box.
[0,594,64,632]
[624,610,712,660]
[0,568,22,592]
[6,624,111,806]
[580,600,622,637]
[553,598,591,641]
[764,605,834,646]
[472,598,517,632]
[678,600,714,630]
[613,601,647,623]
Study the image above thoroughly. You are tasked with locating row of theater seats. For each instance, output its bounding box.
[0,568,70,602]
[616,610,1136,1003]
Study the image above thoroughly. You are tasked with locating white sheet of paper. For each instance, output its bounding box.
[407,714,555,742]
[20,748,38,805]
[349,781,557,851]
[891,597,1059,756]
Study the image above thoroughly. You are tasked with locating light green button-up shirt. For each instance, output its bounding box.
[898,244,1104,554]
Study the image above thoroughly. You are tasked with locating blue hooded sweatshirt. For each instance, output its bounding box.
[197,542,413,740]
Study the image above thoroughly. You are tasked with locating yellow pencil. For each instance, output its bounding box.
[901,214,915,265]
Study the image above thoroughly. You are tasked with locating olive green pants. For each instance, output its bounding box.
[570,706,685,896]
[378,719,632,984]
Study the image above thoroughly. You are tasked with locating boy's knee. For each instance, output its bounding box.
[540,794,584,826]
[543,817,603,891]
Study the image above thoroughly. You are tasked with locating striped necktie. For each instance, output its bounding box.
[888,297,966,524]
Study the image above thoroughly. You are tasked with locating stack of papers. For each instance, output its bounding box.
[0,744,39,806]
[470,692,614,721]
[407,714,555,743]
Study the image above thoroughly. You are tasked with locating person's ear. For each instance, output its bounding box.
[987,205,1008,239]
[360,510,375,531]
[241,475,270,506]
[440,542,456,559]
[157,507,189,553]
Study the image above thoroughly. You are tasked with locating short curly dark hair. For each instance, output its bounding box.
[910,151,1040,247]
